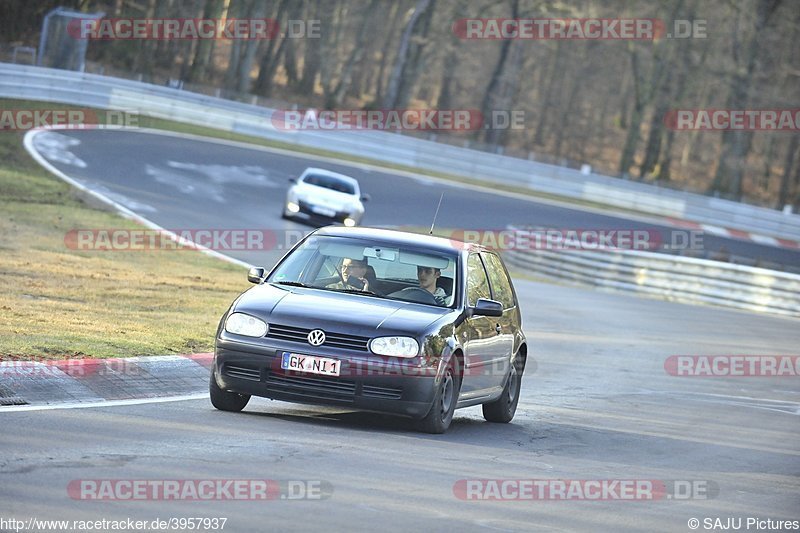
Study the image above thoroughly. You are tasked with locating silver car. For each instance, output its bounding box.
[282,167,369,227]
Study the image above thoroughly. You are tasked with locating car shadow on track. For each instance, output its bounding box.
[234,404,532,442]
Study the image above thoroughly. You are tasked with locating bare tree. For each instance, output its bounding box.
[382,0,437,109]
[326,0,380,108]
[709,0,781,199]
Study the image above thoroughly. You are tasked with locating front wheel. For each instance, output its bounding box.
[416,357,460,434]
[482,358,522,423]
[209,371,250,412]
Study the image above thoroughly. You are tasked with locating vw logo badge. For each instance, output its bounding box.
[307,329,326,346]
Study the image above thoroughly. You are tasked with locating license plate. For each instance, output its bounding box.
[281,352,341,377]
[311,206,336,217]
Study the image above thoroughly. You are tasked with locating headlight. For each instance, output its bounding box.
[343,217,356,227]
[370,336,419,357]
[286,202,300,213]
[225,313,268,337]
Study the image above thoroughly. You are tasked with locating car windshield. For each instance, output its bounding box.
[268,235,458,308]
[302,174,356,195]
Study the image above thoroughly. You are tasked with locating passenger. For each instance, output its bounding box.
[417,266,447,305]
[328,257,371,292]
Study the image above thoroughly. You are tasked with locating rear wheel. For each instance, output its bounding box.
[209,371,250,412]
[417,357,460,434]
[482,357,522,423]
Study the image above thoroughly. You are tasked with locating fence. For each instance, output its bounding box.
[503,227,800,318]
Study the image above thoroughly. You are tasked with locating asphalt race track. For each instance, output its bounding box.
[26,128,800,270]
[1,129,798,532]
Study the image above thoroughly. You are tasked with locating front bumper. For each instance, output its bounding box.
[290,201,361,225]
[214,340,437,419]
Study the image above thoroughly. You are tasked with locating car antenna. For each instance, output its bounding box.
[429,192,444,235]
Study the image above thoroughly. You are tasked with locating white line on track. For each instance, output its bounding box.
[23,128,253,270]
[0,393,208,413]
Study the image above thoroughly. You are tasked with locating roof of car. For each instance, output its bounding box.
[313,226,484,254]
[301,167,359,184]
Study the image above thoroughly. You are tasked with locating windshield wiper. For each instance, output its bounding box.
[330,288,385,298]
[272,281,310,288]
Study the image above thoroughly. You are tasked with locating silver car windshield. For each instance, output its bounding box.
[302,174,356,195]
[268,236,458,308]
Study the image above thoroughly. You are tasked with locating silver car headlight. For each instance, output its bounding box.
[225,313,268,337]
[370,336,419,357]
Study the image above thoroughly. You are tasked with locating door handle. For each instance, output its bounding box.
[495,323,502,333]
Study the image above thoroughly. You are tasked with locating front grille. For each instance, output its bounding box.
[297,201,348,222]
[267,324,370,352]
[297,201,316,215]
[266,371,356,402]
[224,364,262,381]
[361,384,403,400]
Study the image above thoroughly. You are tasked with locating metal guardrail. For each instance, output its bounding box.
[503,227,800,318]
[2,62,800,242]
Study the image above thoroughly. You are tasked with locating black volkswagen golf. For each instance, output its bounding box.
[210,227,528,433]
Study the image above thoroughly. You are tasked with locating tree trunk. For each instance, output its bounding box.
[709,0,781,200]
[395,0,437,109]
[479,0,520,146]
[553,73,582,159]
[133,0,158,78]
[373,1,402,105]
[254,0,289,96]
[533,42,563,146]
[282,0,304,89]
[327,0,380,108]
[235,0,269,93]
[382,0,434,109]
[297,0,322,95]
[618,28,671,178]
[187,0,226,83]
[320,0,349,106]
[778,134,799,208]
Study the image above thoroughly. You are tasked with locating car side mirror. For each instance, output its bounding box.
[360,193,370,202]
[247,267,266,284]
[470,298,503,317]
[288,177,297,183]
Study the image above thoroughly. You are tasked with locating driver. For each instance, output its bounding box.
[417,266,447,305]
[328,257,371,292]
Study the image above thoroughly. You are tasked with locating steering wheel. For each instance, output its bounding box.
[388,287,438,305]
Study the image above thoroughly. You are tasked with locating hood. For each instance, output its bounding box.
[232,283,452,336]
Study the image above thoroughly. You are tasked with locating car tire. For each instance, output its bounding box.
[482,357,522,423]
[416,357,460,434]
[209,371,250,412]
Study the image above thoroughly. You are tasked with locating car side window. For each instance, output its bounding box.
[482,253,515,309]
[466,254,491,306]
